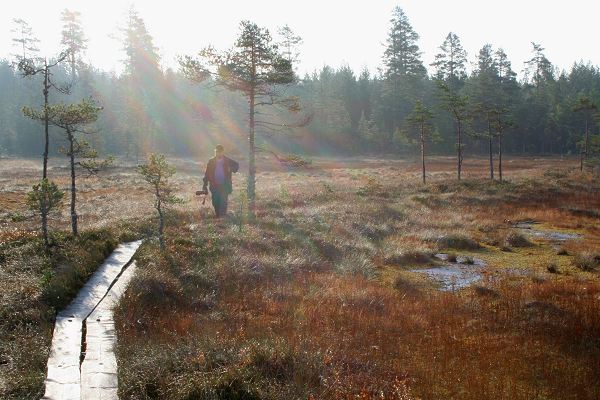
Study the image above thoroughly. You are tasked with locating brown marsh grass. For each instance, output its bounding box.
[74,156,600,399]
[2,155,600,398]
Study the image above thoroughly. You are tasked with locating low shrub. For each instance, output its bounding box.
[565,207,600,219]
[384,250,432,266]
[393,276,423,297]
[436,234,480,250]
[128,270,186,312]
[573,252,600,271]
[116,335,323,400]
[546,263,559,274]
[461,256,475,265]
[505,231,533,248]
[353,222,393,242]
[336,253,377,279]
[543,168,570,179]
[472,285,499,298]
[356,178,387,197]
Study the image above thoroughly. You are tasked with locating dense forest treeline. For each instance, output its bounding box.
[1,6,600,160]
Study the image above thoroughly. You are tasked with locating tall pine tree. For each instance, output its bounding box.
[431,32,467,88]
[10,18,40,62]
[381,7,426,145]
[180,21,301,216]
[470,44,499,179]
[60,9,88,78]
[120,6,163,155]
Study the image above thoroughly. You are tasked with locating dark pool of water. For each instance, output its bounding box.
[413,254,486,291]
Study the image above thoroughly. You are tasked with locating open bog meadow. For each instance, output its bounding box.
[4,1,600,399]
[1,155,600,399]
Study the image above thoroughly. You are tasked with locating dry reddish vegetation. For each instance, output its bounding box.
[2,156,600,399]
[114,156,600,399]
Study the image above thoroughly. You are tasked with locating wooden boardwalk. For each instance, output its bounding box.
[42,240,142,400]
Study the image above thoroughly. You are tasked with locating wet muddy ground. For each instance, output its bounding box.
[413,254,486,291]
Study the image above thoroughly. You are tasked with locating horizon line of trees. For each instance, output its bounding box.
[1,6,599,167]
[4,5,600,244]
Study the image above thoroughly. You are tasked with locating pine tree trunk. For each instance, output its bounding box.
[421,125,426,184]
[69,132,78,236]
[457,119,462,181]
[489,120,494,180]
[541,135,546,155]
[498,133,503,182]
[157,197,164,250]
[125,133,130,160]
[583,118,589,171]
[70,54,76,79]
[248,87,256,217]
[41,200,49,247]
[41,60,50,245]
[43,60,49,180]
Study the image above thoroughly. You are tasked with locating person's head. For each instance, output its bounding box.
[215,144,224,158]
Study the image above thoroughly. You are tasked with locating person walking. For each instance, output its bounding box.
[202,144,239,218]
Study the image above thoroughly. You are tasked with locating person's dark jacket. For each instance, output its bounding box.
[202,156,239,194]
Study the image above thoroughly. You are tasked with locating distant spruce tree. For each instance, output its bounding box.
[357,67,372,120]
[121,6,160,78]
[336,65,361,134]
[493,48,518,181]
[306,66,354,148]
[10,18,40,63]
[431,32,468,87]
[573,96,598,171]
[277,24,303,66]
[470,44,500,180]
[524,43,555,89]
[490,106,513,181]
[120,6,163,157]
[381,7,426,143]
[436,81,470,180]
[60,9,88,78]
[358,110,380,149]
[383,7,426,80]
[180,20,306,217]
[432,32,472,181]
[522,43,555,153]
[589,115,600,172]
[495,48,517,83]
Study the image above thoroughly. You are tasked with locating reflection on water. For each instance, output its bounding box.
[515,222,581,242]
[413,254,485,291]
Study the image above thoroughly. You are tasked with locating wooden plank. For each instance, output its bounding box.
[42,240,142,400]
[80,262,138,399]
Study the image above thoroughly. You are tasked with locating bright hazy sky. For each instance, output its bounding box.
[1,0,599,78]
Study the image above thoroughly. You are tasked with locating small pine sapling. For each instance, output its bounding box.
[26,178,64,247]
[137,154,183,250]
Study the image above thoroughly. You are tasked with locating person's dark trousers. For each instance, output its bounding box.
[210,185,229,217]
